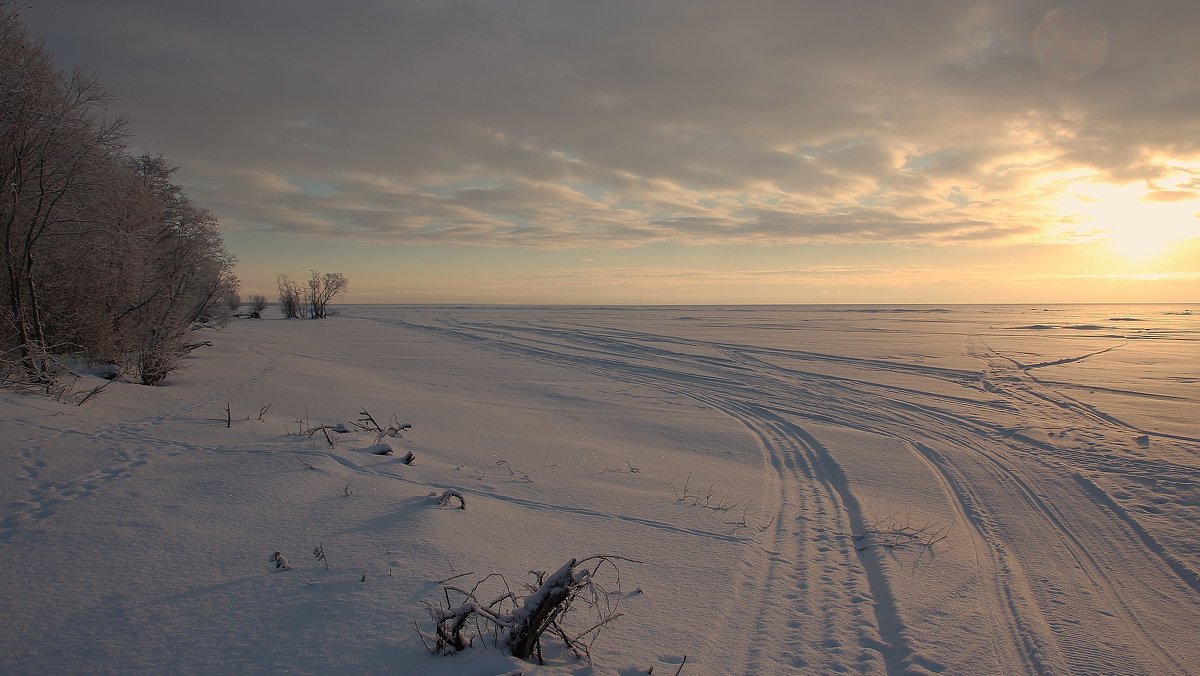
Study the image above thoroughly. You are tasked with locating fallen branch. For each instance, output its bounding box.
[853,513,951,551]
[418,555,639,665]
[672,472,737,511]
[357,409,412,441]
[269,551,292,570]
[76,378,115,406]
[437,489,466,509]
[209,402,232,428]
[599,460,640,475]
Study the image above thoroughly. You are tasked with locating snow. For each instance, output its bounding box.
[1,304,1197,674]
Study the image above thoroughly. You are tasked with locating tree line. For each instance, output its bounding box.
[1,2,237,385]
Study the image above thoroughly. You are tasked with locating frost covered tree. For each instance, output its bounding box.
[111,155,239,384]
[1,2,238,386]
[1,2,125,377]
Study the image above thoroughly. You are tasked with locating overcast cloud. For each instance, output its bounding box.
[23,1,1200,252]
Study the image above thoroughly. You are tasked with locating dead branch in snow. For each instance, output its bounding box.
[417,555,641,665]
[269,551,291,570]
[355,408,412,442]
[672,472,738,511]
[721,499,778,533]
[492,460,531,482]
[436,489,466,509]
[599,460,640,474]
[853,513,951,551]
[208,402,232,427]
[75,378,115,406]
[457,460,533,483]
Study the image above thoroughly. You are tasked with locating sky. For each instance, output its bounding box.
[22,1,1200,304]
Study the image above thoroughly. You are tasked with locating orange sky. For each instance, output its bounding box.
[26,1,1200,303]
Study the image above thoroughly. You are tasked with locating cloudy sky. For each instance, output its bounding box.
[24,1,1200,303]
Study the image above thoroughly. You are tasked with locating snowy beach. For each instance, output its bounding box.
[2,304,1197,674]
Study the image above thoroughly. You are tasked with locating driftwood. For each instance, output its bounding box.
[509,559,578,659]
[269,551,291,570]
[419,555,638,665]
[437,489,466,509]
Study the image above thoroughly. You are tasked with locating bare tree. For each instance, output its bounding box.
[305,270,348,319]
[248,294,268,312]
[277,274,303,319]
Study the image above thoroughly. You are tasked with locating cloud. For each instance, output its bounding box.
[23,0,1200,250]
[1143,190,1196,202]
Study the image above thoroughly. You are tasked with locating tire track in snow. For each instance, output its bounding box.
[717,343,1058,674]
[690,393,894,674]
[725,399,933,674]
[833,391,1186,674]
[907,420,1187,674]
[369,313,1199,674]
[727,335,1196,674]
[394,316,924,673]
[767,335,1197,674]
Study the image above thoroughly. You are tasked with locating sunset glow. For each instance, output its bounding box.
[1054,177,1200,261]
[21,1,1200,303]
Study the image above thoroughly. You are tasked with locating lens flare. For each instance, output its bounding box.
[1032,9,1108,81]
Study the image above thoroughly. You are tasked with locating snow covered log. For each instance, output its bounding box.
[420,555,632,664]
[508,558,579,659]
[437,489,466,509]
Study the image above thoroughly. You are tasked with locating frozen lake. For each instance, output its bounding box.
[2,304,1197,673]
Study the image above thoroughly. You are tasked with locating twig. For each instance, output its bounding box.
[483,460,532,483]
[439,571,476,585]
[599,460,640,474]
[853,512,952,551]
[76,378,114,406]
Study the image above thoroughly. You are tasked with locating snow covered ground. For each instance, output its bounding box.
[1,304,1196,674]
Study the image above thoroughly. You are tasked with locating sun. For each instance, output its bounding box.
[1055,180,1200,261]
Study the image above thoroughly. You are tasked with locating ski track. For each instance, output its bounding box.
[364,312,1198,675]
[9,310,1194,674]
